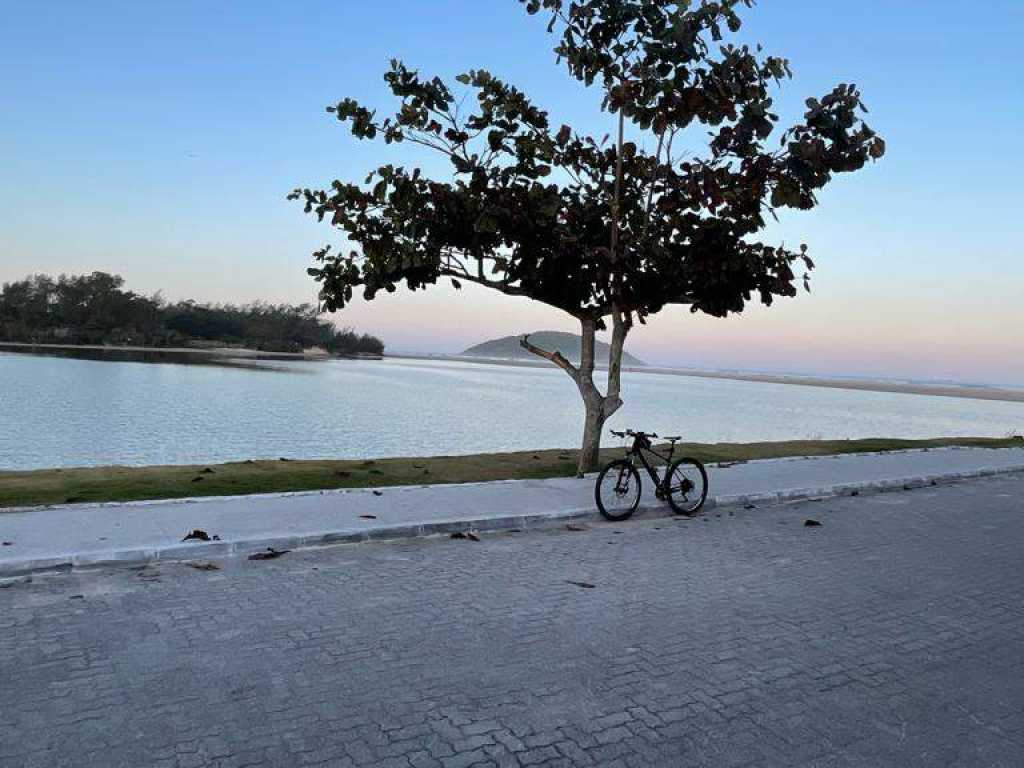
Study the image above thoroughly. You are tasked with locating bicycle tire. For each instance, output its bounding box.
[595,459,642,521]
[666,458,708,516]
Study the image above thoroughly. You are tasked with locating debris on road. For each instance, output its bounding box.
[186,562,221,571]
[566,580,596,589]
[182,529,220,542]
[372,490,384,496]
[450,532,481,542]
[804,519,823,527]
[135,566,161,582]
[248,548,289,561]
[359,514,377,519]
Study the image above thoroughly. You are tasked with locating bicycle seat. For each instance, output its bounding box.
[663,435,682,442]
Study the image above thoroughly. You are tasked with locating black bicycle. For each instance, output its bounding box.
[595,429,708,521]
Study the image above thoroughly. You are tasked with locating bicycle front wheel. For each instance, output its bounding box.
[595,459,642,521]
[666,458,708,516]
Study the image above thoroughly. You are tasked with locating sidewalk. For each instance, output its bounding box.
[2,446,1024,576]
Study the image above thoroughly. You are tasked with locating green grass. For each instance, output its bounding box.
[2,436,1021,510]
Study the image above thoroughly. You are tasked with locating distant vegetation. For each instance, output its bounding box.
[0,272,384,355]
[463,331,645,367]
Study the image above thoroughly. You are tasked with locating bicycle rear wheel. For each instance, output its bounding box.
[595,459,642,521]
[666,458,708,516]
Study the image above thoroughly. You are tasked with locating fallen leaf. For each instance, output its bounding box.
[248,548,289,561]
[804,519,822,527]
[566,580,596,589]
[186,562,221,571]
[182,529,212,542]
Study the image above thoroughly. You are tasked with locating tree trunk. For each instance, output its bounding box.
[519,313,629,477]
[578,394,606,475]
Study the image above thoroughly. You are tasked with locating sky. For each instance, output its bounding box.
[1,1,1022,385]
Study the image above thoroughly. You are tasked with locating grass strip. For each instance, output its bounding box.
[2,436,1021,510]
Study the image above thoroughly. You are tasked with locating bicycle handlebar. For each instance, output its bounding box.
[611,429,659,439]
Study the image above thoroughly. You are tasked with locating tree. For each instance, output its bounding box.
[291,0,885,474]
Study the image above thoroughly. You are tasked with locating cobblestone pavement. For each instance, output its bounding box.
[2,476,1023,767]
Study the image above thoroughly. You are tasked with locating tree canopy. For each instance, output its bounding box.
[292,0,882,326]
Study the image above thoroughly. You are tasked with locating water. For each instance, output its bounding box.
[1,351,1022,471]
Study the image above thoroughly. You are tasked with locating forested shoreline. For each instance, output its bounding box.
[0,272,384,356]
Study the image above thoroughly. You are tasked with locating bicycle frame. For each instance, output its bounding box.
[625,436,676,491]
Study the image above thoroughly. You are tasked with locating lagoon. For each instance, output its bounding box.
[1,351,1022,471]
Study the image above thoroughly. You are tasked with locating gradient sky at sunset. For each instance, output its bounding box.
[2,1,1022,384]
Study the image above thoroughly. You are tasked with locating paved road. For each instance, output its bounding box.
[2,476,1023,767]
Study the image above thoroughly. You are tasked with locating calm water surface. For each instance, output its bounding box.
[1,351,1022,470]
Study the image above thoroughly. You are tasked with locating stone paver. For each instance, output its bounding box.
[2,475,1024,766]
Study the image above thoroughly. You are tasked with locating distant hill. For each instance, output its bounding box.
[462,331,646,367]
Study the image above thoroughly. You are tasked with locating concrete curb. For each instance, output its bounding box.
[3,462,1023,579]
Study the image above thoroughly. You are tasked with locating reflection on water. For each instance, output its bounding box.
[0,344,301,372]
[1,351,1022,470]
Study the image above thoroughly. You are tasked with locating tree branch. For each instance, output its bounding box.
[604,306,630,418]
[520,333,579,378]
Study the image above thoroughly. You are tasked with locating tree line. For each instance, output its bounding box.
[0,272,384,356]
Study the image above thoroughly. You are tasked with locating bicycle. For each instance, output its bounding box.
[594,429,708,521]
